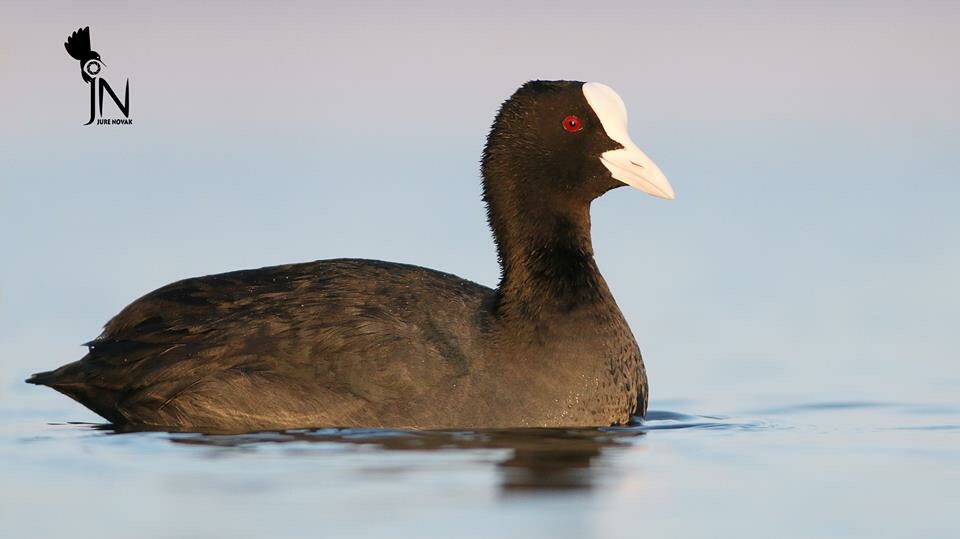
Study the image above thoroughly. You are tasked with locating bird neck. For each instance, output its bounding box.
[483,176,611,317]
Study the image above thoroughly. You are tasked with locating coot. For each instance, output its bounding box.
[28,80,675,432]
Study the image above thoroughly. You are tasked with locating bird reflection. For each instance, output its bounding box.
[114,425,644,492]
[499,441,602,492]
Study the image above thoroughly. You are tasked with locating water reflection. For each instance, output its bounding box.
[162,427,637,492]
[8,402,954,539]
[92,411,762,492]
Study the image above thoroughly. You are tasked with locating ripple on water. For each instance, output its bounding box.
[6,401,954,497]
[23,409,778,456]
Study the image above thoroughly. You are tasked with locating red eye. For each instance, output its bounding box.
[562,115,583,132]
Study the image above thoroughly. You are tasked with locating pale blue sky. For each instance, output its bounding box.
[1,1,958,415]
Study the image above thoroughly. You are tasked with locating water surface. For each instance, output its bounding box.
[2,391,956,538]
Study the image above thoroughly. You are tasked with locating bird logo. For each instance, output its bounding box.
[63,26,132,125]
[65,27,104,84]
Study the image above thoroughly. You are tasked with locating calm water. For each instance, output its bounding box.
[2,385,957,538]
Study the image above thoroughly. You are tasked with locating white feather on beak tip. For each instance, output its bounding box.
[583,82,675,200]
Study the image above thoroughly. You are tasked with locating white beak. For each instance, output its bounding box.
[583,82,675,200]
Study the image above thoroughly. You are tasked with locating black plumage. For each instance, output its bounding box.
[28,80,657,432]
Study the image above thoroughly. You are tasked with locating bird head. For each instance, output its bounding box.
[482,80,675,207]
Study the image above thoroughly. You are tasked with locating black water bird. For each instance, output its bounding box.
[64,26,102,83]
[27,80,675,432]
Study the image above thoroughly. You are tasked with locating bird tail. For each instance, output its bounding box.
[26,360,125,424]
[64,26,92,61]
[26,359,86,387]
